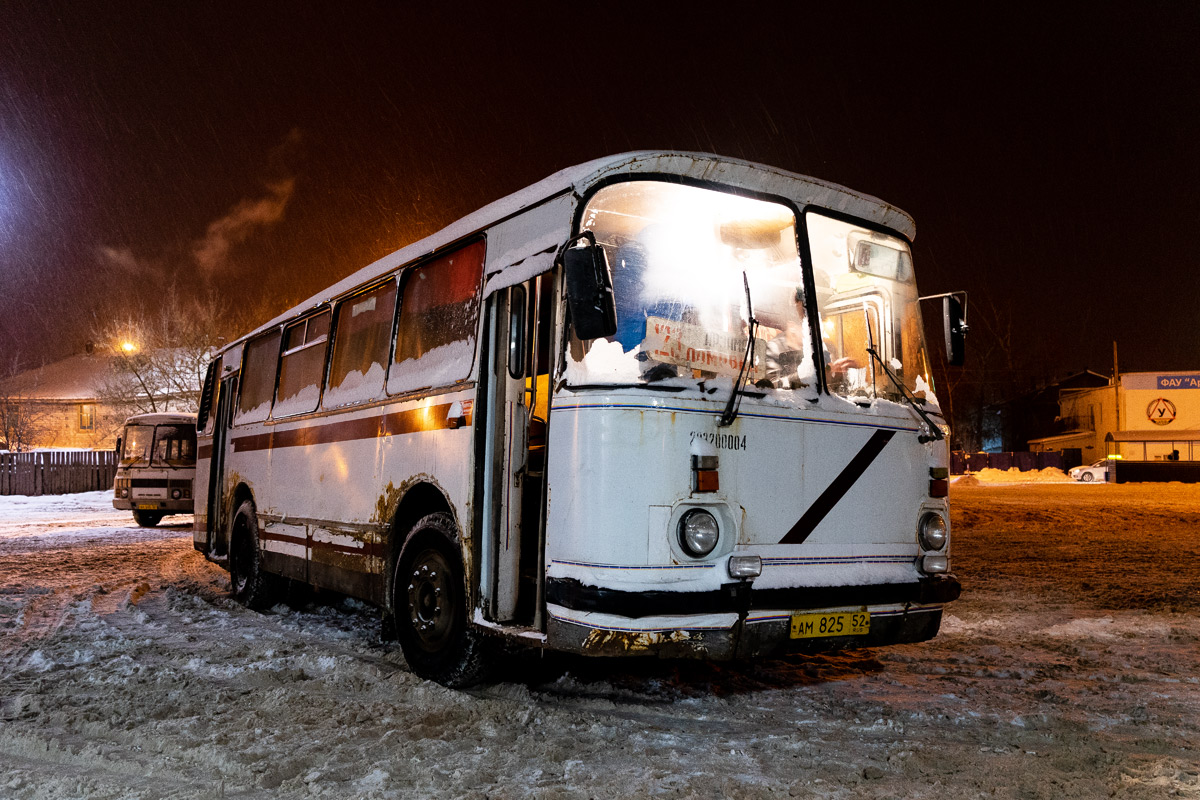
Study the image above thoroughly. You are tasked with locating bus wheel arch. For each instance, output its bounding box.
[392,509,489,687]
[384,481,458,613]
[228,492,277,609]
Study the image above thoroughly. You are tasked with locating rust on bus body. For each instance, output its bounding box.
[371,473,446,527]
[581,628,693,655]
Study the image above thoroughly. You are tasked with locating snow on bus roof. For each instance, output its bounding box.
[239,151,916,346]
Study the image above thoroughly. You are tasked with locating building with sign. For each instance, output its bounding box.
[1029,370,1200,481]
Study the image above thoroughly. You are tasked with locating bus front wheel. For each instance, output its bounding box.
[393,513,489,688]
[229,499,277,610]
[132,510,163,527]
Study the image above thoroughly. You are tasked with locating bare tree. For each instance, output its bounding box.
[90,289,252,419]
[927,294,1025,453]
[0,355,55,451]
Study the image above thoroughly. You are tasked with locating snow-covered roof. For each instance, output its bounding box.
[241,151,916,345]
[122,412,197,426]
[0,354,114,401]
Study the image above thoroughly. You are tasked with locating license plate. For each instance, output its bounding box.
[136,503,159,511]
[790,609,870,639]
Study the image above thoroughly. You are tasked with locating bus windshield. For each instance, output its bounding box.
[121,424,197,469]
[121,425,155,467]
[570,181,813,391]
[568,180,935,406]
[807,212,934,403]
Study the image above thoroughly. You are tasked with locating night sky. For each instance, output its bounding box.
[3,3,1199,386]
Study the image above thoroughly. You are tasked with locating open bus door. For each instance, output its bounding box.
[480,274,553,627]
[205,372,237,558]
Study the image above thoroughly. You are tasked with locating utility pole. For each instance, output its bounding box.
[1112,340,1120,434]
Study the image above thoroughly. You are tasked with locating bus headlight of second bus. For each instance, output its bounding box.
[679,509,720,557]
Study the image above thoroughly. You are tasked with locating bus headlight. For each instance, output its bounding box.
[171,489,182,500]
[679,509,719,557]
[918,513,948,550]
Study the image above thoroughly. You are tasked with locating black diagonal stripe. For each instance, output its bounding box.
[779,429,897,545]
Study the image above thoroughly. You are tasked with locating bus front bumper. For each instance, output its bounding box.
[543,575,960,659]
[113,497,193,514]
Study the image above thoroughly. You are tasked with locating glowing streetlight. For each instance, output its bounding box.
[120,341,137,353]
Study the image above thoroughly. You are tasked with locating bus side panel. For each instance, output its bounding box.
[377,396,477,585]
[227,394,478,605]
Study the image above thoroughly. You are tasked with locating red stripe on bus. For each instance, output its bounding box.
[258,528,383,558]
[232,403,465,453]
[312,538,384,558]
[259,529,305,546]
[198,444,213,460]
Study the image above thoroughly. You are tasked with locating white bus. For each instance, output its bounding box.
[114,412,197,527]
[194,152,965,686]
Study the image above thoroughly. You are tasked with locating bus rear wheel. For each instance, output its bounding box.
[229,499,277,609]
[394,513,489,688]
[132,510,163,527]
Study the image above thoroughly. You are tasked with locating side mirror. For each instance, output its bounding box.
[943,294,967,367]
[115,436,122,455]
[562,233,617,340]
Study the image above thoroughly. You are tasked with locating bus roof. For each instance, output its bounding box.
[123,412,197,427]
[237,151,916,348]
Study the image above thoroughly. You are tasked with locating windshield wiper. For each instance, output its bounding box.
[718,273,759,428]
[860,308,943,443]
[863,346,944,443]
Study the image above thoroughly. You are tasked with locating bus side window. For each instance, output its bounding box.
[197,358,221,434]
[234,330,282,425]
[275,310,331,417]
[324,281,398,409]
[388,239,485,395]
[508,286,526,379]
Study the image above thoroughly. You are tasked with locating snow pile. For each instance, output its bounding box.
[956,467,1072,485]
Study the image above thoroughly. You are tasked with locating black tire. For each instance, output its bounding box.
[228,499,277,609]
[394,513,490,687]
[1080,471,1094,482]
[132,509,164,527]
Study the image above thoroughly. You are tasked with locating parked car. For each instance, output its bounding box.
[1069,459,1109,483]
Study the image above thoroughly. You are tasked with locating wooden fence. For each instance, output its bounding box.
[0,451,118,496]
[950,450,1070,475]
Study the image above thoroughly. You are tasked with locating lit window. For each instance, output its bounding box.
[79,404,95,431]
[389,240,484,395]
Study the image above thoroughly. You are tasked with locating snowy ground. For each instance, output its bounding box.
[1,485,1198,799]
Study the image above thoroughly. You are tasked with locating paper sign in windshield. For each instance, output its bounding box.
[643,316,765,380]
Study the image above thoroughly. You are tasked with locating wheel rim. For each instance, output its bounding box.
[405,546,456,653]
